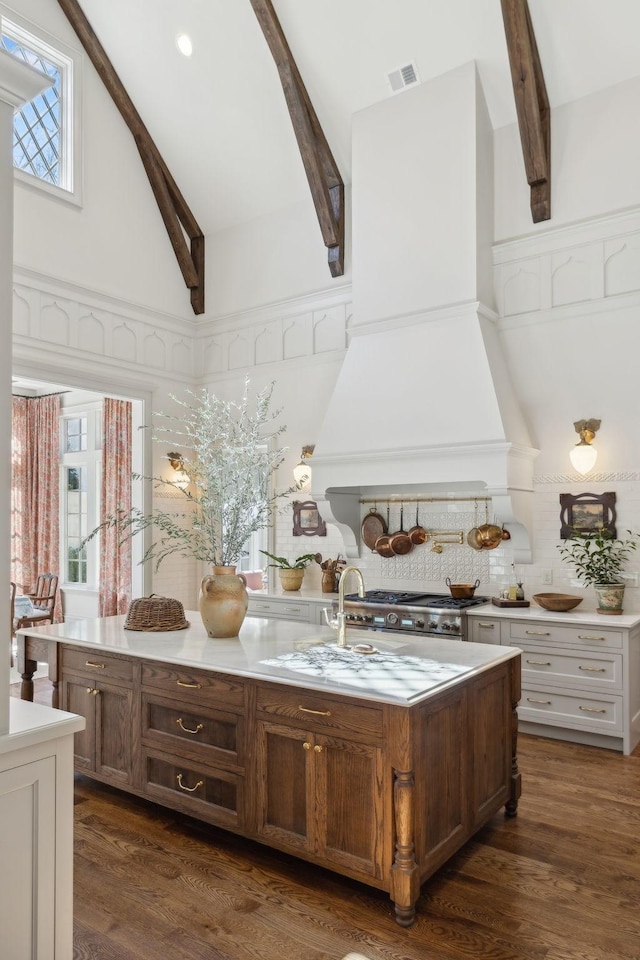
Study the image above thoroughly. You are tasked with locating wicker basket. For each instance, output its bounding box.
[124,595,190,631]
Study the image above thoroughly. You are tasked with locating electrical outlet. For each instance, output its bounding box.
[541,568,553,585]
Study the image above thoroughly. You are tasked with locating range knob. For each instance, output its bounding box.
[449,621,461,633]
[415,619,424,628]
[387,612,399,625]
[427,620,439,631]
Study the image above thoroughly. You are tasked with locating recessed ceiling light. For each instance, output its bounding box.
[176,33,193,57]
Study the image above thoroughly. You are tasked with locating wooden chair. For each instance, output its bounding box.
[14,573,59,631]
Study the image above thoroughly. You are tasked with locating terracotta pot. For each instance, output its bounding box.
[199,566,248,638]
[279,567,305,592]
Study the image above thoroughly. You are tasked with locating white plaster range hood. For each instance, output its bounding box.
[309,63,539,561]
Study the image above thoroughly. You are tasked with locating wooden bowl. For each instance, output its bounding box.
[533,593,583,612]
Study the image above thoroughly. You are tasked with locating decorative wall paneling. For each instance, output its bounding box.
[12,269,196,386]
[195,290,352,379]
[493,207,640,320]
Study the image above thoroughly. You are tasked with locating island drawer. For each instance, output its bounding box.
[255,684,383,740]
[506,621,623,650]
[143,748,243,829]
[520,646,622,692]
[248,598,313,622]
[141,662,244,708]
[61,646,133,683]
[141,693,244,768]
[519,684,622,734]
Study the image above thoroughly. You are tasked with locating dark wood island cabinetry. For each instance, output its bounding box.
[18,614,521,926]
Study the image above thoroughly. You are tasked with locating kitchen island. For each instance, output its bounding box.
[17,614,521,926]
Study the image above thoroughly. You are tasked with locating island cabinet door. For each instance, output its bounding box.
[254,721,310,851]
[313,733,385,880]
[61,677,133,785]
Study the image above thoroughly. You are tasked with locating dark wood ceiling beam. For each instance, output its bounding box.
[249,0,345,277]
[57,0,205,314]
[500,0,551,223]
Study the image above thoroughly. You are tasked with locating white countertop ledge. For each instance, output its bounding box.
[18,613,520,706]
[0,699,85,756]
[466,603,640,628]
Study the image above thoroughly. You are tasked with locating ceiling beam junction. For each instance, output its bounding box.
[249,0,345,277]
[500,0,551,223]
[57,0,205,314]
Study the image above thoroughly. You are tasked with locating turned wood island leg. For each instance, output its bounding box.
[390,768,420,927]
[506,658,522,817]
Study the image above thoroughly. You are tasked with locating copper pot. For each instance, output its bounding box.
[476,522,503,550]
[446,577,481,599]
[388,504,413,556]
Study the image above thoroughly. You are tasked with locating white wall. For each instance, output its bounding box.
[207,191,352,320]
[6,0,191,319]
[494,76,640,242]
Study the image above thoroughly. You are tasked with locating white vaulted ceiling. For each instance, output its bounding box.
[76,0,640,236]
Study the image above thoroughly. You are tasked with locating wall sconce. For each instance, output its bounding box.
[293,444,314,490]
[569,419,600,475]
[167,452,190,491]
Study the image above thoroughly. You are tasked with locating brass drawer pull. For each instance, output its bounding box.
[579,706,607,714]
[298,706,331,716]
[85,660,105,669]
[525,630,550,637]
[176,680,202,689]
[478,622,495,629]
[526,659,551,666]
[176,718,204,735]
[313,744,323,753]
[577,635,605,641]
[303,741,311,750]
[579,665,606,673]
[86,687,98,695]
[176,773,204,793]
[527,697,551,705]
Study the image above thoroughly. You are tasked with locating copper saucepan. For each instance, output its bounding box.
[446,577,481,599]
[361,504,387,551]
[389,504,413,556]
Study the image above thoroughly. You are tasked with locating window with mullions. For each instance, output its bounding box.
[0,16,80,202]
[60,406,101,587]
[65,464,87,583]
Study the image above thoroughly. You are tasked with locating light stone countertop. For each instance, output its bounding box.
[247,587,338,603]
[17,613,520,707]
[1,699,85,756]
[466,602,640,629]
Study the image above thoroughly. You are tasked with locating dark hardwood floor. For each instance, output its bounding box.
[11,680,640,960]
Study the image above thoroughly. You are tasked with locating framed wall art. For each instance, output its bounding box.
[559,491,617,539]
[292,500,327,537]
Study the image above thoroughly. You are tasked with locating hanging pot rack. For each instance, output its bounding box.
[359,495,492,505]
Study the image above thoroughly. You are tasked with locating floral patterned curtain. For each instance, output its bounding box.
[99,398,132,616]
[11,394,63,621]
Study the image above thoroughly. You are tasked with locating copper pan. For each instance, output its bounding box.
[408,504,428,545]
[374,505,396,558]
[361,504,387,551]
[389,504,413,556]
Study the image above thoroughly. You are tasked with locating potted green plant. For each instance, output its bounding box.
[260,551,321,592]
[84,379,295,637]
[558,529,638,614]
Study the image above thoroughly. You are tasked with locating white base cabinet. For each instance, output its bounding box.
[247,593,332,625]
[0,700,85,960]
[467,610,640,755]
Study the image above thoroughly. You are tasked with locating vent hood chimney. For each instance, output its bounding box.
[311,63,538,560]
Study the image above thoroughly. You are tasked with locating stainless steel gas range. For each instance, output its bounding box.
[333,589,490,640]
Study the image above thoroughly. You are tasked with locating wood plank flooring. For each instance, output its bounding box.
[11,680,640,960]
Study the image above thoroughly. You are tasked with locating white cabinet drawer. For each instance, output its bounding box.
[468,618,501,644]
[247,598,312,622]
[520,685,622,735]
[506,620,622,650]
[520,646,622,692]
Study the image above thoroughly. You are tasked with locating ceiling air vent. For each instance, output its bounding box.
[387,61,420,94]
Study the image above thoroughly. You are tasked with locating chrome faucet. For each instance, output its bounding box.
[324,564,366,648]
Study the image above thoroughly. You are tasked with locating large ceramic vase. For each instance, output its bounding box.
[593,583,625,615]
[199,566,248,638]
